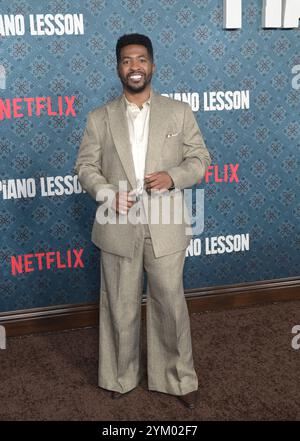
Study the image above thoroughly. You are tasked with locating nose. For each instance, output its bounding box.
[130,58,141,70]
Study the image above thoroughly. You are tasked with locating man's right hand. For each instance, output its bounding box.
[112,191,135,215]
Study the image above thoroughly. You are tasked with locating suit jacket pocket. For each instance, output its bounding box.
[161,133,182,168]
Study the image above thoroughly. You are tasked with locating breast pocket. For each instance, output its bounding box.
[162,132,182,168]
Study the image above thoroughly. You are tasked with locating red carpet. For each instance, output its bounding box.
[0,300,299,420]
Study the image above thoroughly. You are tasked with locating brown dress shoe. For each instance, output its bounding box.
[177,390,199,409]
[111,391,124,399]
[110,389,134,399]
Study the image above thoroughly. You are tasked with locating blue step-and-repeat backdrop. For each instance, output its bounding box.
[0,0,299,312]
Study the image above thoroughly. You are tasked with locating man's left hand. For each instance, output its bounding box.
[144,171,174,191]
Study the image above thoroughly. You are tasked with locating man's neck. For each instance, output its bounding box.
[124,86,151,109]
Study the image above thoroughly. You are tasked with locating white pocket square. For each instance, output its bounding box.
[166,132,179,138]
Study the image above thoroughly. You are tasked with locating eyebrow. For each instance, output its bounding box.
[121,55,149,60]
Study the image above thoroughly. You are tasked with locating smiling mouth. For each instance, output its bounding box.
[128,73,144,82]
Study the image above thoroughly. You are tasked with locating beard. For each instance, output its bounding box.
[118,71,153,94]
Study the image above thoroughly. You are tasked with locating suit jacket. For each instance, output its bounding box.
[75,91,211,258]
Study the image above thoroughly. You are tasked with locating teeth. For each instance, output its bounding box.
[130,75,142,80]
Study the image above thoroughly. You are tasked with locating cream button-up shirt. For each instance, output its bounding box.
[124,94,151,195]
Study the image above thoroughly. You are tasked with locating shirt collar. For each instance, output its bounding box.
[124,89,152,110]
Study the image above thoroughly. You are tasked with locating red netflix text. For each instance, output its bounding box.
[11,249,84,276]
[198,164,239,184]
[0,96,76,120]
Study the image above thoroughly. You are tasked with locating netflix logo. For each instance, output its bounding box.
[0,95,76,120]
[11,248,84,276]
[198,164,239,184]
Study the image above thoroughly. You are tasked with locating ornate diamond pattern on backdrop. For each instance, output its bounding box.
[0,0,299,311]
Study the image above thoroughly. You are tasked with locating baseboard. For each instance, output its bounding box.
[0,277,299,337]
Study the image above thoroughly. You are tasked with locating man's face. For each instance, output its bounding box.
[117,44,155,94]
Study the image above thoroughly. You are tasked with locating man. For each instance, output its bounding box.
[75,34,211,409]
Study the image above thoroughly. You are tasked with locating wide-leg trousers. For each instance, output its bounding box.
[98,223,198,395]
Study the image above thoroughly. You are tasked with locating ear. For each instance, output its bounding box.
[152,63,156,74]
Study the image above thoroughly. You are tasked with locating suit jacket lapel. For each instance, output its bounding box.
[107,95,137,190]
[107,92,170,188]
[145,92,169,175]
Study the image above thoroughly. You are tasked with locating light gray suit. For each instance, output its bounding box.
[75,91,211,395]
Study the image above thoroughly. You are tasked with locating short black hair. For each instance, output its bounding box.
[116,33,154,64]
